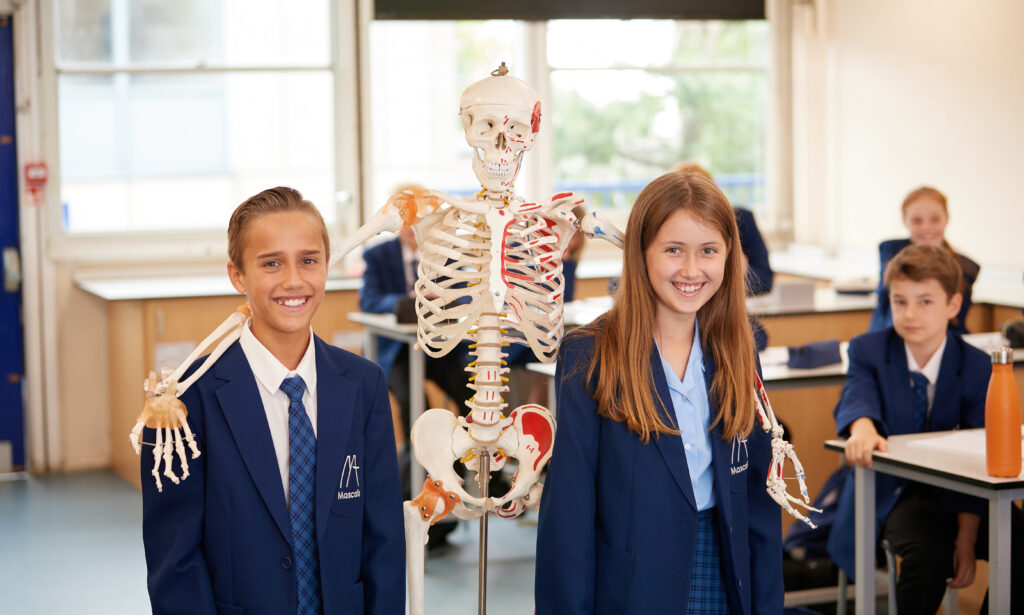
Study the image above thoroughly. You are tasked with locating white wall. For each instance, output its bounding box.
[811,0,1024,268]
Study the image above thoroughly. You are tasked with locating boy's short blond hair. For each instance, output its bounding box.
[883,244,962,300]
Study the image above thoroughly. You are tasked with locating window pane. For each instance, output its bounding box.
[56,0,329,66]
[58,71,335,233]
[367,21,527,215]
[548,19,768,67]
[549,20,767,215]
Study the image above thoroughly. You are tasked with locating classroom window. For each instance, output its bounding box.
[548,19,769,217]
[54,0,339,235]
[367,19,768,229]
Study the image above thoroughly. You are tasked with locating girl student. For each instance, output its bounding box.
[535,172,783,615]
[869,186,979,334]
[141,187,405,615]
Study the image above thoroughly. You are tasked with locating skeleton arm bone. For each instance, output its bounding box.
[579,210,625,248]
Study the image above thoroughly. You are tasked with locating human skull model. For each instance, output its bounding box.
[459,63,541,194]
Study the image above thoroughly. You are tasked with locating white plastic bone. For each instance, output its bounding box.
[754,373,822,527]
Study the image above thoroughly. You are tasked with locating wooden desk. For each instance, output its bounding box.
[826,431,1024,614]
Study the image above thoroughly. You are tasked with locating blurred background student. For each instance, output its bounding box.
[869,186,979,334]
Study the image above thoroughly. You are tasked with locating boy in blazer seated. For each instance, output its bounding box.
[828,243,1022,614]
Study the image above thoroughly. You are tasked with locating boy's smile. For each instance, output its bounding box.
[889,277,961,363]
[228,210,328,363]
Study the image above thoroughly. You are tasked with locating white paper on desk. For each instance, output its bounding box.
[759,347,789,366]
[907,426,1024,459]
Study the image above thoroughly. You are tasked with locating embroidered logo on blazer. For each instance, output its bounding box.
[338,454,361,500]
[730,437,749,475]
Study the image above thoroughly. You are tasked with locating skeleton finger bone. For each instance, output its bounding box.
[162,427,179,485]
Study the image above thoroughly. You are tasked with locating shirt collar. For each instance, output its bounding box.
[904,335,946,386]
[656,318,705,396]
[239,319,318,396]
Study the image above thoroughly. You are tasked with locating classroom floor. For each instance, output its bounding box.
[0,470,538,615]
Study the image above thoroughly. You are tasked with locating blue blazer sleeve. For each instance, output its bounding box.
[359,364,407,615]
[735,207,773,296]
[535,333,600,615]
[869,240,906,332]
[834,334,887,437]
[359,240,407,314]
[141,366,218,615]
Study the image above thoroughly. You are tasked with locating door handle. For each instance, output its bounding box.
[3,246,21,293]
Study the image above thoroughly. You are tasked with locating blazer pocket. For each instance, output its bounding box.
[595,540,633,614]
[214,601,244,615]
[348,580,365,612]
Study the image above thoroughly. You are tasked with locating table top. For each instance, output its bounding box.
[825,429,1024,491]
[77,273,361,300]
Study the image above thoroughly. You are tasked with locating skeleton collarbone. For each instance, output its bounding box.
[414,201,566,362]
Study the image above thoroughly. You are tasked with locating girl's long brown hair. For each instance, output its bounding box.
[576,172,756,443]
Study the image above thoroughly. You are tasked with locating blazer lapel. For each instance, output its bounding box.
[314,337,357,539]
[930,332,963,429]
[881,332,915,435]
[214,345,292,545]
[650,347,698,512]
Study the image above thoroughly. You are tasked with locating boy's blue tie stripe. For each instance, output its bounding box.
[281,375,323,615]
[909,371,929,432]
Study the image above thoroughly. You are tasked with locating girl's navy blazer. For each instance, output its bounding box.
[535,331,784,615]
[141,336,405,615]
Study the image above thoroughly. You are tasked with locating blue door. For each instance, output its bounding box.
[0,16,25,471]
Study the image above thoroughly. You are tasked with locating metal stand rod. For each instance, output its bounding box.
[478,452,490,615]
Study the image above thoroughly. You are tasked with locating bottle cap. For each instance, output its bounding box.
[991,346,1014,365]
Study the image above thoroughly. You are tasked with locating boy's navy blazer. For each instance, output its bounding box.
[535,331,783,615]
[359,238,408,378]
[142,336,405,615]
[869,238,979,334]
[827,328,989,580]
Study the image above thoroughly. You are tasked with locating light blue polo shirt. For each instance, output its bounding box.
[655,321,715,511]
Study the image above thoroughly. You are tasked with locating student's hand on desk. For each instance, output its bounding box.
[845,418,887,468]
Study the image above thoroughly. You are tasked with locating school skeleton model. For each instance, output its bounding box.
[129,63,818,614]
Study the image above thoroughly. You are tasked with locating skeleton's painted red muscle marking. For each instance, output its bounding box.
[522,412,553,471]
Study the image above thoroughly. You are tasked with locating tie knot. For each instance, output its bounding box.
[281,376,306,404]
[910,371,929,389]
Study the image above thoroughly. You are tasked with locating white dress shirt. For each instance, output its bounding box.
[238,320,318,499]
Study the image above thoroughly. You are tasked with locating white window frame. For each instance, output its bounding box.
[39,0,363,266]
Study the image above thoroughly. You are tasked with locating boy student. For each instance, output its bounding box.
[142,187,405,615]
[827,244,1022,614]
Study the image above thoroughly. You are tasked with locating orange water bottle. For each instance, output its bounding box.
[985,347,1021,477]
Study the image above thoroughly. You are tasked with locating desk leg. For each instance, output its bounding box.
[363,329,377,363]
[990,496,1011,614]
[410,348,425,489]
[854,466,876,615]
[547,375,556,416]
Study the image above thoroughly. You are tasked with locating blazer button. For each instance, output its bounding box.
[281,556,293,570]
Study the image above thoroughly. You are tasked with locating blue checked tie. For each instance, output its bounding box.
[281,376,322,615]
[909,371,929,433]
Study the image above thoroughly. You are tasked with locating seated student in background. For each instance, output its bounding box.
[359,226,469,439]
[828,244,1023,614]
[671,162,773,349]
[869,186,979,334]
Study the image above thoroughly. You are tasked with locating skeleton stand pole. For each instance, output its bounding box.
[477,452,490,615]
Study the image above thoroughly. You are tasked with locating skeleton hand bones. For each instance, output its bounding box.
[754,374,822,527]
[130,374,201,493]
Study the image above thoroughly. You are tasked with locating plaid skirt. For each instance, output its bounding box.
[687,508,730,614]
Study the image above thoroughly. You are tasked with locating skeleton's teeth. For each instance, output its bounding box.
[278,298,307,307]
[484,161,511,177]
